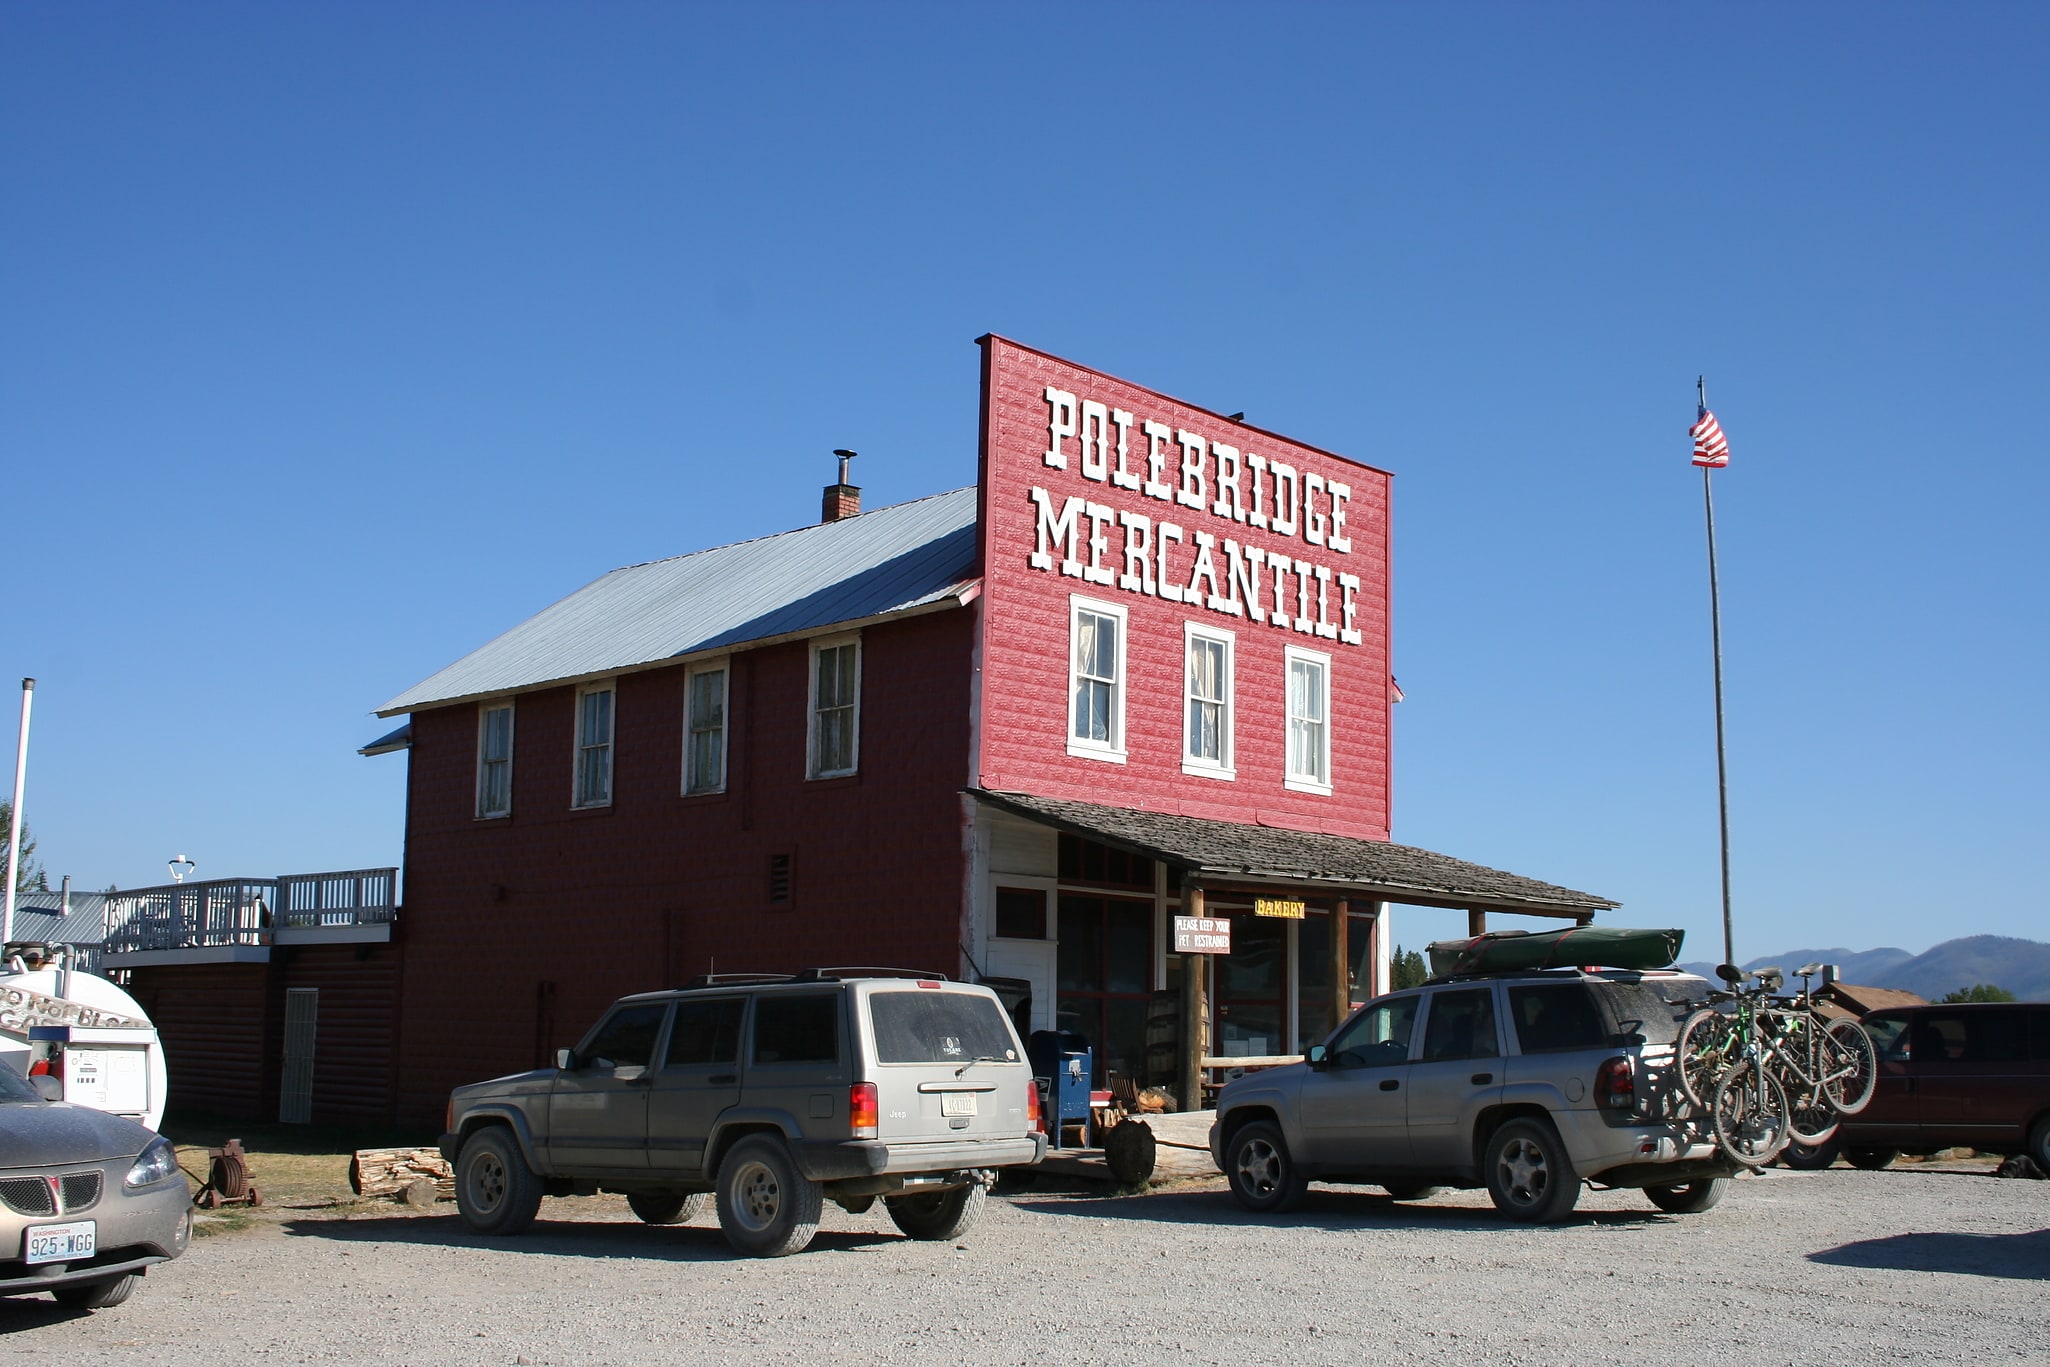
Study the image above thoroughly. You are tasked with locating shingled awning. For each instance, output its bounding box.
[969,789,1619,920]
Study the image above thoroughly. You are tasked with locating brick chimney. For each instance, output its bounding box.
[822,449,860,523]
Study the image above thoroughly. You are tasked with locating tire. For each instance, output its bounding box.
[715,1135,822,1257]
[51,1274,136,1310]
[2030,1117,2050,1172]
[455,1127,544,1236]
[627,1191,709,1225]
[1784,1079,1841,1148]
[1711,1061,1790,1168]
[1643,1177,1730,1214]
[1675,1009,1732,1108]
[1845,1146,1898,1171]
[1823,1020,1878,1115]
[1483,1118,1581,1223]
[1779,1137,1842,1171]
[1224,1120,1307,1214]
[1380,1183,1444,1202]
[885,1182,987,1241]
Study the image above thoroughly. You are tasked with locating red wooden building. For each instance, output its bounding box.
[367,338,1615,1126]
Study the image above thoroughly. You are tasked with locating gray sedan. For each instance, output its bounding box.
[0,1064,190,1309]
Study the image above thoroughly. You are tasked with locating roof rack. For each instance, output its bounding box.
[789,967,950,983]
[678,973,798,990]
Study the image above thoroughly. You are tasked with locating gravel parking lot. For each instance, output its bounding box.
[3,1163,2045,1366]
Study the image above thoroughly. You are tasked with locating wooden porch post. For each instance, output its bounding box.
[1467,907,1488,937]
[1330,898,1351,1034]
[1180,878,1208,1112]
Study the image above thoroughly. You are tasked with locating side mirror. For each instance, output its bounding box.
[32,1075,61,1101]
[555,1048,575,1071]
[1306,1045,1329,1069]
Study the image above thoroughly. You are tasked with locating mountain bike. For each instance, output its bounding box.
[1677,966,1791,1167]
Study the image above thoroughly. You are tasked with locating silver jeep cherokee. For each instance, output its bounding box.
[1210,968,1736,1222]
[440,970,1046,1257]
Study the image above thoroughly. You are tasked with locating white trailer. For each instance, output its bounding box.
[0,949,167,1131]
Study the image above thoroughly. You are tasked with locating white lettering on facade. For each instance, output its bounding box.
[1269,460,1299,536]
[1175,430,1207,511]
[1110,409,1139,490]
[1292,559,1315,634]
[1229,542,1264,621]
[1338,572,1363,645]
[1079,400,1111,482]
[1083,502,1117,586]
[1314,564,1337,639]
[1244,452,1269,529]
[1029,487,1084,576]
[1327,480,1352,554]
[1142,420,1175,501]
[1303,472,1327,547]
[1211,442,1244,522]
[1044,387,1078,469]
[1156,522,1185,603]
[1118,510,1156,593]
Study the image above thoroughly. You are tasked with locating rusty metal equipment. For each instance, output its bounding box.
[192,1138,263,1209]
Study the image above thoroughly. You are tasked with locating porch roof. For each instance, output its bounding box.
[968,789,1619,919]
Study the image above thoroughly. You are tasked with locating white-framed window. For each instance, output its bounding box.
[573,682,615,808]
[808,634,861,779]
[1183,623,1236,779]
[683,661,728,795]
[1067,595,1128,763]
[476,700,514,819]
[1285,647,1332,794]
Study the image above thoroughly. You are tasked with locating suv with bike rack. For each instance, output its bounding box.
[1211,967,1741,1223]
[440,969,1047,1257]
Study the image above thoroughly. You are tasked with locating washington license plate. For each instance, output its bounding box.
[940,1093,978,1118]
[26,1221,95,1265]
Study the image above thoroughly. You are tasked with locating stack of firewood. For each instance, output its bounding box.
[349,1148,454,1206]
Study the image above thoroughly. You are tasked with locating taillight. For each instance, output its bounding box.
[1594,1056,1636,1111]
[445,1099,455,1133]
[1025,1077,1043,1133]
[850,1081,879,1139]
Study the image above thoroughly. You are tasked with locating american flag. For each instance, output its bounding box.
[1691,407,1730,468]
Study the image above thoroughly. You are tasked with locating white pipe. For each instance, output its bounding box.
[2,677,33,947]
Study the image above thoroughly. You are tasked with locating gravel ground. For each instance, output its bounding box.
[3,1163,2046,1366]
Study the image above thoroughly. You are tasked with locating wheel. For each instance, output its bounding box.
[1784,1078,1841,1148]
[1484,1118,1581,1223]
[1380,1183,1444,1201]
[50,1274,136,1310]
[1822,1020,1877,1115]
[1711,1061,1790,1168]
[2030,1117,2050,1171]
[1224,1120,1307,1214]
[715,1135,822,1257]
[1643,1178,1730,1214]
[1844,1146,1898,1171]
[885,1182,987,1240]
[627,1191,710,1225]
[455,1127,544,1236]
[1675,1009,1732,1109]
[1779,1137,1841,1170]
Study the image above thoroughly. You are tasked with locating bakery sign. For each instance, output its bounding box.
[1017,368,1369,648]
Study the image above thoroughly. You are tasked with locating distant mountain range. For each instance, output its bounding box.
[1675,935,2050,1003]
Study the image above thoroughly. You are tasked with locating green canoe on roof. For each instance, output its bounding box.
[1425,926,1685,979]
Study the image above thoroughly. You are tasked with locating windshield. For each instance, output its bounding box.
[0,1062,43,1103]
[868,991,1017,1065]
[1597,980,1704,1046]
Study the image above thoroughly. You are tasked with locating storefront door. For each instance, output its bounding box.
[1056,893,1153,1084]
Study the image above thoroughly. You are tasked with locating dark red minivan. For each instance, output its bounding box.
[1815,1002,2050,1170]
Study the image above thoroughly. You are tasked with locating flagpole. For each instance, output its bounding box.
[1698,378,1735,971]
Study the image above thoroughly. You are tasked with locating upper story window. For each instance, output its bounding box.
[808,635,860,778]
[1285,646,1331,794]
[476,701,514,819]
[1183,624,1235,779]
[574,682,615,808]
[684,662,728,795]
[1067,595,1128,763]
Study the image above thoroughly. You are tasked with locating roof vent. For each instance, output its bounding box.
[822,449,860,523]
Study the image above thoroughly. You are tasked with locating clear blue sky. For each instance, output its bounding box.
[4,5,2044,960]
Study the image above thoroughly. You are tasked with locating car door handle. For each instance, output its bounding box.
[1470,1072,1494,1085]
[708,1074,737,1085]
[1379,1079,1400,1091]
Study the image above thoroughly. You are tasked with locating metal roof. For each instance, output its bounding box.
[378,487,980,716]
[6,892,110,946]
[970,789,1619,917]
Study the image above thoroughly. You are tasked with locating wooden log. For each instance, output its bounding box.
[350,1147,455,1199]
